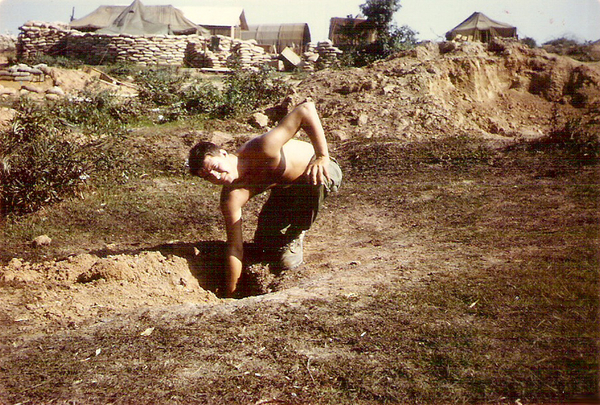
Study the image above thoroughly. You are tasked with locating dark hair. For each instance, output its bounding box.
[188,141,221,176]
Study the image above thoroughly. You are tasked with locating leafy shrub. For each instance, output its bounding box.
[24,53,84,69]
[134,65,290,119]
[520,37,537,49]
[179,81,223,116]
[0,99,88,216]
[51,89,143,132]
[99,61,141,81]
[0,98,135,217]
[134,67,190,106]
[219,66,291,117]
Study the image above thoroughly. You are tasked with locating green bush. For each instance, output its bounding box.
[51,89,143,132]
[23,53,84,69]
[0,100,88,216]
[134,65,291,120]
[0,98,135,217]
[180,81,223,117]
[134,66,190,106]
[219,66,291,117]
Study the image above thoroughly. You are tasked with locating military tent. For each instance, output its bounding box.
[241,24,311,53]
[70,0,207,36]
[445,12,517,43]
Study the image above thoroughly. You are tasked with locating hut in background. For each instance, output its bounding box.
[445,12,517,43]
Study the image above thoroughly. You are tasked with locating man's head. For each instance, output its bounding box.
[188,141,238,185]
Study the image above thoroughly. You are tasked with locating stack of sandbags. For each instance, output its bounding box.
[109,35,189,66]
[230,39,272,69]
[185,36,274,70]
[316,40,343,68]
[299,42,320,71]
[0,63,49,82]
[186,36,232,69]
[67,32,191,66]
[18,21,70,59]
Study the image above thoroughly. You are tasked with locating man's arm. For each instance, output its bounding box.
[220,187,252,296]
[261,100,330,185]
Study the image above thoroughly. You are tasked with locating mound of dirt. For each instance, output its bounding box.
[0,251,218,342]
[293,39,600,145]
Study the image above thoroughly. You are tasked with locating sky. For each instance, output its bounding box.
[1,0,599,45]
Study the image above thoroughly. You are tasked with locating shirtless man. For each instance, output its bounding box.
[188,100,342,297]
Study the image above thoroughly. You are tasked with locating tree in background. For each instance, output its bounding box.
[360,0,401,41]
[338,0,417,67]
[520,37,537,49]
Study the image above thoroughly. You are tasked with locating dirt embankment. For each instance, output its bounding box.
[296,39,600,144]
[1,39,599,343]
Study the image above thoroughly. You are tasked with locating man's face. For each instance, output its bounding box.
[199,153,236,185]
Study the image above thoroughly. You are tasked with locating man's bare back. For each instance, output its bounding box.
[188,100,339,297]
[235,138,318,189]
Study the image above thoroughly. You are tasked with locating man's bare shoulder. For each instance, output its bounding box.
[236,134,266,156]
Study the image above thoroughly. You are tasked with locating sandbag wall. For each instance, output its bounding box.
[17,21,274,69]
[66,32,191,66]
[18,22,70,59]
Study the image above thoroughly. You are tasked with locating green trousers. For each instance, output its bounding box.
[253,158,342,250]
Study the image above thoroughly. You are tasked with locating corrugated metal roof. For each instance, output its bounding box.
[178,6,248,30]
[242,23,311,52]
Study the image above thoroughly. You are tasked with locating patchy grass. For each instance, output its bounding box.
[0,137,598,404]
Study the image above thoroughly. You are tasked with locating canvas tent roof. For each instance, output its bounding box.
[446,12,517,42]
[241,24,311,53]
[70,0,207,36]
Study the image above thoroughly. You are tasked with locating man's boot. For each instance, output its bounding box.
[279,230,305,270]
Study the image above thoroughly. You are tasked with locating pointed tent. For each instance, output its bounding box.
[70,0,207,36]
[445,12,517,42]
[69,5,128,31]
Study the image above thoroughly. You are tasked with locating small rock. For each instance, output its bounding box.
[248,112,269,128]
[330,129,350,141]
[32,234,52,247]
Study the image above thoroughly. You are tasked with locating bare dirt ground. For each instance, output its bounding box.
[0,39,598,404]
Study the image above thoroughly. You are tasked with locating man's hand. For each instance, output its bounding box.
[305,155,330,185]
